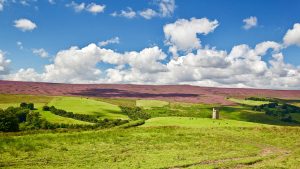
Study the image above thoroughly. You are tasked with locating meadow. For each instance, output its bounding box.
[0,94,300,168]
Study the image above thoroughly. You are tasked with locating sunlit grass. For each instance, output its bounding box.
[48,97,128,119]
[228,98,270,106]
[136,99,169,108]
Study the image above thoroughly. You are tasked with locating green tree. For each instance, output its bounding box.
[0,109,19,132]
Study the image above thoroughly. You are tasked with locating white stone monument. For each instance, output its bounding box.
[212,108,219,119]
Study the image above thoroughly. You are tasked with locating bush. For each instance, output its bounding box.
[48,106,98,123]
[24,112,44,129]
[20,102,35,110]
[42,106,50,111]
[118,120,145,129]
[120,106,150,120]
[0,109,19,132]
[253,103,300,123]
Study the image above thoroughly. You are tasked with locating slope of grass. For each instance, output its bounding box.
[96,98,136,107]
[1,126,300,168]
[39,111,93,125]
[228,98,270,106]
[220,106,295,126]
[136,99,169,108]
[48,97,128,119]
[143,117,267,128]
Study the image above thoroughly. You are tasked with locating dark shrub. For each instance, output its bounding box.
[42,106,50,111]
[0,109,19,132]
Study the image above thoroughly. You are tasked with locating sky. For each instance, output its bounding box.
[0,0,300,89]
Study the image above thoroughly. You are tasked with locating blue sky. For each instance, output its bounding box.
[0,0,300,89]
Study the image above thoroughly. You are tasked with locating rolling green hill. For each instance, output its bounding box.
[48,97,128,119]
[1,94,300,168]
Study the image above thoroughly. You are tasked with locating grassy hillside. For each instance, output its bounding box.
[0,94,130,124]
[1,94,300,168]
[1,125,299,168]
[143,117,268,128]
[39,110,93,125]
[48,97,128,119]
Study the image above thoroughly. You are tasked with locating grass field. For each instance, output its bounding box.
[136,99,169,108]
[1,94,300,168]
[0,94,129,123]
[39,110,93,125]
[48,97,128,119]
[1,125,300,168]
[143,117,268,128]
[228,98,270,106]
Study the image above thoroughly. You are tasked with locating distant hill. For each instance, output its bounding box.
[0,80,300,105]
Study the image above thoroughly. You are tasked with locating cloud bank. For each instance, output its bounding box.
[3,18,300,89]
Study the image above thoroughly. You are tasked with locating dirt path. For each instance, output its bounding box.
[164,146,290,169]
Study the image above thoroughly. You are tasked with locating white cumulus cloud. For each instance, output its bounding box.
[86,3,105,14]
[14,18,37,32]
[67,1,105,14]
[164,18,219,57]
[243,16,258,30]
[283,23,300,47]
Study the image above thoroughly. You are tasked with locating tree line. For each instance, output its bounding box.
[253,102,300,122]
[0,103,130,132]
[246,97,278,103]
[43,106,99,123]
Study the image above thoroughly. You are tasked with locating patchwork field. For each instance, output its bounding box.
[0,83,300,168]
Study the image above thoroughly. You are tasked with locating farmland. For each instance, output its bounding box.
[0,81,300,168]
